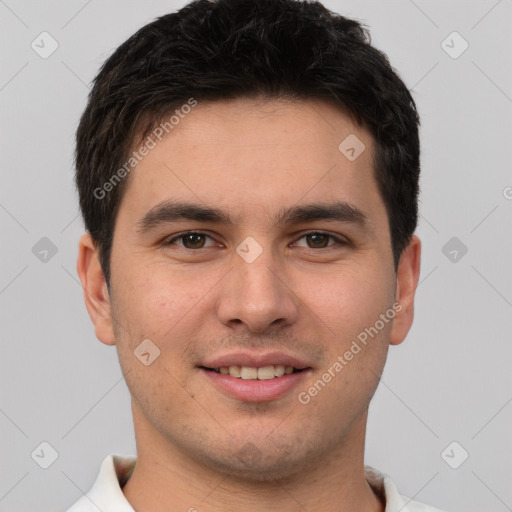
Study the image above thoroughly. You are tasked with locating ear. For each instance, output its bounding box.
[76,232,116,346]
[389,234,421,346]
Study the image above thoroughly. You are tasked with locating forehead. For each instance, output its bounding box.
[119,97,382,224]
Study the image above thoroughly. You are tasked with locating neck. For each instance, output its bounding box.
[122,405,384,512]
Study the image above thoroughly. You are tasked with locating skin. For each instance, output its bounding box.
[77,97,421,512]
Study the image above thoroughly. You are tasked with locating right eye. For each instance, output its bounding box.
[163,231,217,249]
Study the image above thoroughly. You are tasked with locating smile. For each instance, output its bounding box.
[202,364,306,380]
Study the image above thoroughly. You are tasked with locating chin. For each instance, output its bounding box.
[195,438,315,483]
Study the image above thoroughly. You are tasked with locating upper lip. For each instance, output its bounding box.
[200,351,312,370]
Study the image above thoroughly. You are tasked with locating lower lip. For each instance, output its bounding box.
[200,368,311,402]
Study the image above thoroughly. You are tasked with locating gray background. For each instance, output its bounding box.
[1,1,511,511]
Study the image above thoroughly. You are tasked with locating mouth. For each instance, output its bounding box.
[200,364,309,380]
[198,353,313,402]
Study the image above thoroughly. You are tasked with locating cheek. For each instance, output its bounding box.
[112,262,208,349]
[304,264,392,338]
[304,269,392,409]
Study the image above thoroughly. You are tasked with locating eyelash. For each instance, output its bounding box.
[163,231,349,249]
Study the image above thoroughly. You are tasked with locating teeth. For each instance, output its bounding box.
[229,365,241,378]
[240,367,258,379]
[257,366,275,380]
[216,364,298,379]
[275,365,285,377]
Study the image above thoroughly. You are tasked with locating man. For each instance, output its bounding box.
[68,0,448,510]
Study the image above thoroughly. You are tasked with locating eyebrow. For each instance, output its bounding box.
[135,200,368,233]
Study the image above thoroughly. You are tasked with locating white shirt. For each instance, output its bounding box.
[65,454,449,512]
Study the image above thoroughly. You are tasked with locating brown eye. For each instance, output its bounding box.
[293,232,348,249]
[181,233,206,249]
[164,232,215,249]
[305,233,330,248]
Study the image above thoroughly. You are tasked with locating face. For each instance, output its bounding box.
[79,97,420,481]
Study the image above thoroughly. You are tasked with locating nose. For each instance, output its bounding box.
[216,245,299,334]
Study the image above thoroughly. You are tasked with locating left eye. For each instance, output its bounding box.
[294,232,344,249]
